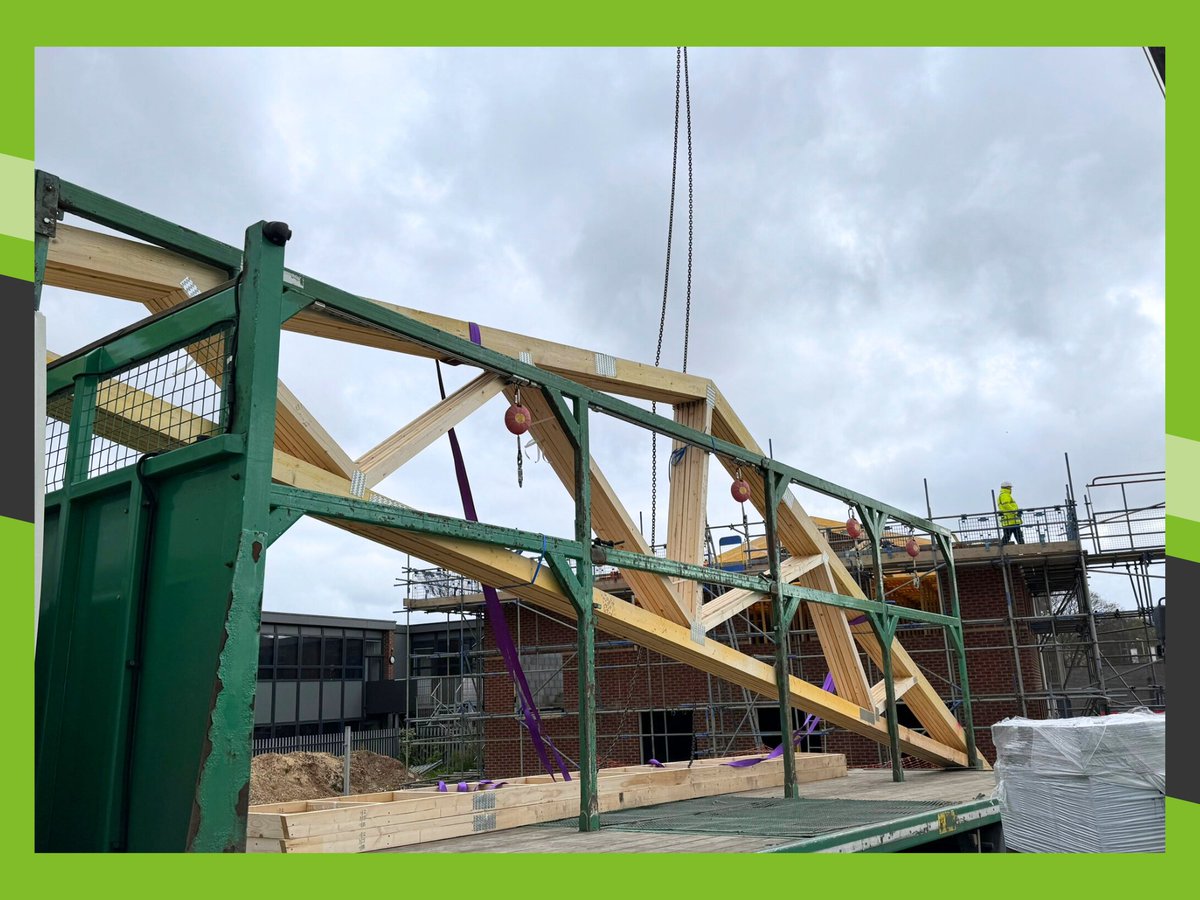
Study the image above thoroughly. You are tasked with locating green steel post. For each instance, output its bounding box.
[859,508,904,782]
[935,533,981,769]
[571,396,598,832]
[64,363,100,487]
[764,470,800,799]
[189,221,288,852]
[544,548,598,832]
[874,611,905,783]
[538,382,598,831]
[34,367,98,842]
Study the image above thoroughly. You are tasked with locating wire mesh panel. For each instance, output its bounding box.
[1086,505,1166,554]
[44,389,74,493]
[87,326,232,480]
[44,326,233,489]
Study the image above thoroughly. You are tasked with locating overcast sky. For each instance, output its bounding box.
[35,47,1164,616]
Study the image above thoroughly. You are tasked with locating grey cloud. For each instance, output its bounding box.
[36,46,1163,612]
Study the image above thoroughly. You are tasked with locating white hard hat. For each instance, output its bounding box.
[1000,481,1012,488]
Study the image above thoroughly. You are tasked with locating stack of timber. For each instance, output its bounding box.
[247,752,847,853]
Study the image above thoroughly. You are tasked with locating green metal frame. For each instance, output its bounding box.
[36,186,290,850]
[761,797,1002,853]
[35,173,980,852]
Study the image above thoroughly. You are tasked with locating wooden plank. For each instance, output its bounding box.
[700,553,824,632]
[806,560,874,712]
[870,676,917,714]
[45,222,228,302]
[665,399,713,626]
[276,381,356,478]
[513,387,688,626]
[278,761,845,852]
[46,224,714,405]
[273,449,362,499]
[357,373,504,489]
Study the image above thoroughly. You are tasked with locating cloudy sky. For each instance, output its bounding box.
[35,47,1164,616]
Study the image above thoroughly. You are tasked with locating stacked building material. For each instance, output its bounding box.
[993,711,1165,852]
[247,752,847,853]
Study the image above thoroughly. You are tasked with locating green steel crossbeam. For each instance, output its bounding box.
[46,287,238,394]
[55,175,244,273]
[268,485,586,558]
[267,484,962,628]
[46,286,312,397]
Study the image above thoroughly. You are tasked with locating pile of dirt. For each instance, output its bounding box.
[249,750,416,806]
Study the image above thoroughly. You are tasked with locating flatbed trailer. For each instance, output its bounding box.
[381,768,1001,854]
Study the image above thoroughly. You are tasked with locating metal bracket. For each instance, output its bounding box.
[36,173,63,238]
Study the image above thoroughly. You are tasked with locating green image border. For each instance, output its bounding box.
[3,1,1191,885]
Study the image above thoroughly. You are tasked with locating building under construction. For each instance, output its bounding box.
[397,469,1165,779]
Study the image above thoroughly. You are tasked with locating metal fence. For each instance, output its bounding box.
[1080,504,1165,555]
[252,725,407,758]
[933,504,1079,548]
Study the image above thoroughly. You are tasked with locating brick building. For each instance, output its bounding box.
[476,551,1052,778]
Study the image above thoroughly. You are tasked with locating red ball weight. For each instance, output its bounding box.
[505,404,532,435]
[730,479,752,503]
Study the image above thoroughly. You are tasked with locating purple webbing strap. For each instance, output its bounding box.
[723,673,837,768]
[435,330,571,782]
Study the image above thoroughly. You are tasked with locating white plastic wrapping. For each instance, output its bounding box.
[993,711,1165,853]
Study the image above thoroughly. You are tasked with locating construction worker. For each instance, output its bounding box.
[998,481,1024,545]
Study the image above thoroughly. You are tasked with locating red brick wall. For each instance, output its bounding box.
[481,564,1044,776]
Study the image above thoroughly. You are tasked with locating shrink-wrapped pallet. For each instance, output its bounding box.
[992,711,1165,852]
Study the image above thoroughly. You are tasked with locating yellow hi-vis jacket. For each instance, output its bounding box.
[998,488,1022,527]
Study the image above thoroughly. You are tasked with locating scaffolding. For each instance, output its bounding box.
[395,564,486,780]
[398,466,1164,778]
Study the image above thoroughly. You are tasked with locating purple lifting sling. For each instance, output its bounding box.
[722,672,836,767]
[434,322,571,782]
